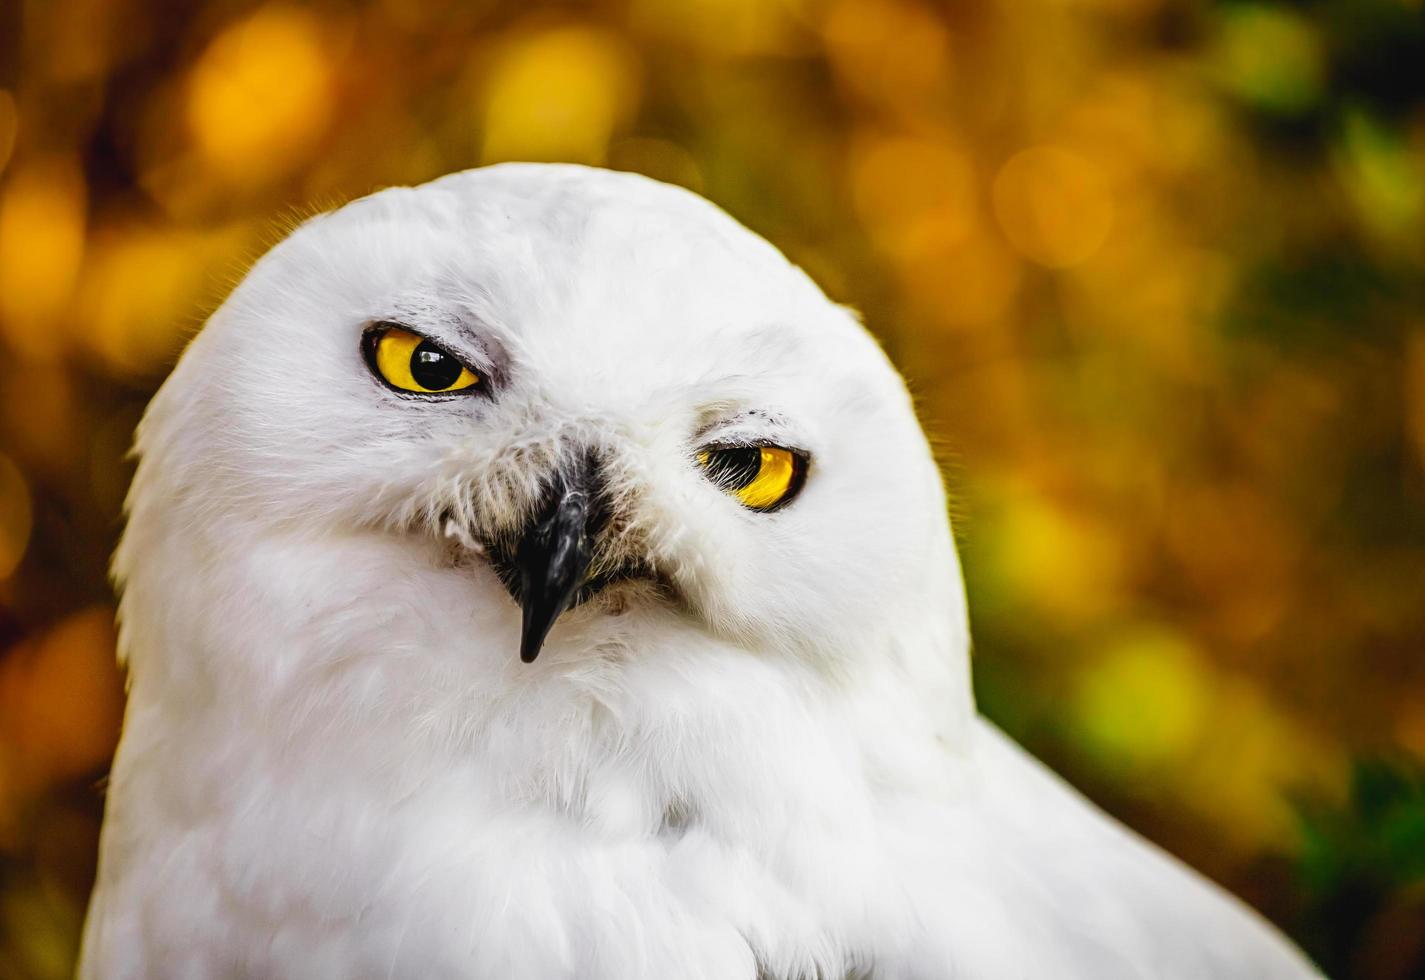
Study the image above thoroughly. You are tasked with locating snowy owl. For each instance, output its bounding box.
[81,164,1319,979]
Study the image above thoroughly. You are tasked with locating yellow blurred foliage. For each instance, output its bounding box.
[481,26,641,166]
[608,137,705,192]
[0,607,123,842]
[1397,701,1425,761]
[0,453,32,581]
[0,159,87,361]
[1,876,80,980]
[1407,331,1425,471]
[852,135,978,256]
[77,222,251,376]
[823,0,953,111]
[988,480,1127,622]
[0,365,84,481]
[1073,626,1343,850]
[630,0,812,58]
[1182,673,1345,850]
[993,146,1115,269]
[1212,5,1324,115]
[186,5,337,187]
[1335,110,1425,245]
[1072,627,1212,773]
[0,91,16,178]
[903,232,1023,330]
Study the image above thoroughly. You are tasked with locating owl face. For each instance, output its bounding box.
[138,165,956,668]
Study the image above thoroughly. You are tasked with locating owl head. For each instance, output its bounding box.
[118,165,969,701]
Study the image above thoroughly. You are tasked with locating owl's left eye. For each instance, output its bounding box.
[364,323,481,395]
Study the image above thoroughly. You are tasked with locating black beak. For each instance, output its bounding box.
[506,455,604,663]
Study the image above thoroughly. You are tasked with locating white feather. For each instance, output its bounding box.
[80,164,1319,979]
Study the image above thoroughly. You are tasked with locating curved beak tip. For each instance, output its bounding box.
[510,460,601,664]
[519,591,568,664]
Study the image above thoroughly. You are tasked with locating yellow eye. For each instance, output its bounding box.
[366,324,480,394]
[697,445,807,512]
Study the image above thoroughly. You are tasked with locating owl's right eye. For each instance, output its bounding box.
[363,323,481,395]
[698,444,808,512]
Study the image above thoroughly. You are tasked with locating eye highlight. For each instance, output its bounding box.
[365,323,480,395]
[698,445,807,512]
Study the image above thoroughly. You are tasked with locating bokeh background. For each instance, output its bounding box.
[1,0,1423,975]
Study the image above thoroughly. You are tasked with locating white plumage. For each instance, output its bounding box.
[81,164,1318,979]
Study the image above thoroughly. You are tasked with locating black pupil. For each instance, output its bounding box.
[704,447,763,491]
[410,340,463,390]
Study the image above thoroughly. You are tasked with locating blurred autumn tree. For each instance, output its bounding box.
[0,0,1422,977]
